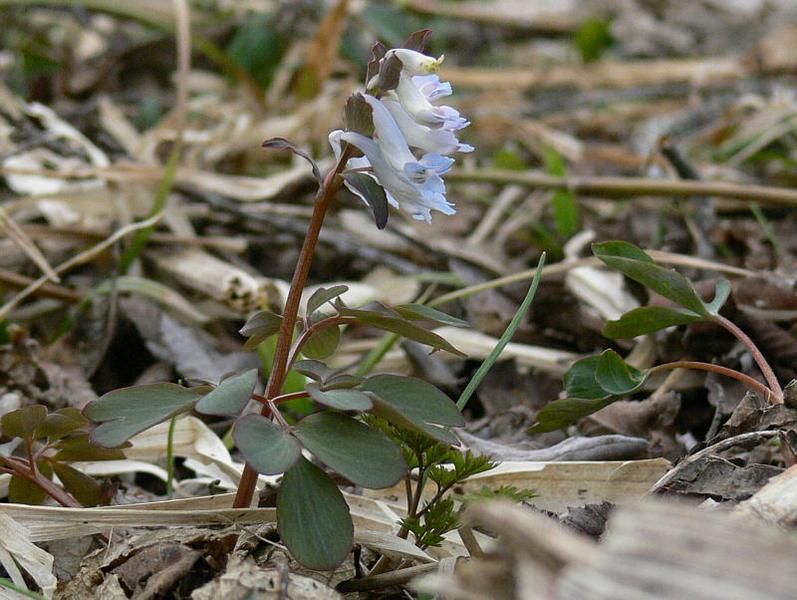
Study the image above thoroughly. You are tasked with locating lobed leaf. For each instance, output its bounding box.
[595,349,648,395]
[306,382,373,411]
[293,359,331,382]
[233,414,301,475]
[2,405,47,439]
[53,434,127,462]
[85,383,200,448]
[593,241,708,316]
[195,369,258,416]
[302,323,340,360]
[277,457,353,570]
[307,285,349,317]
[35,408,87,441]
[603,306,702,339]
[240,310,283,351]
[361,375,463,444]
[294,412,406,488]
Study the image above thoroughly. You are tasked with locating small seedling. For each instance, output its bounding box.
[532,241,786,432]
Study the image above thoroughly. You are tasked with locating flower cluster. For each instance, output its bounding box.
[330,48,472,224]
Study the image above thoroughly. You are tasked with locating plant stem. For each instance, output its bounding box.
[232,147,353,509]
[711,314,783,403]
[3,456,81,508]
[286,315,357,371]
[648,361,774,401]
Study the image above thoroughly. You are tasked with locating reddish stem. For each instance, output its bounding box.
[233,147,354,509]
[711,314,783,403]
[1,456,81,508]
[649,360,774,402]
[286,315,357,372]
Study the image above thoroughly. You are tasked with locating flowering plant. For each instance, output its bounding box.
[81,30,476,571]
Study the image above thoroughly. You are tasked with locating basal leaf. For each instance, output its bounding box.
[302,324,340,360]
[307,285,349,317]
[195,369,258,416]
[705,279,732,315]
[342,172,389,229]
[233,414,300,475]
[529,396,618,433]
[294,412,406,488]
[240,310,283,351]
[394,304,469,328]
[563,356,607,400]
[84,384,200,448]
[277,457,353,570]
[603,306,702,339]
[361,375,463,443]
[2,405,47,439]
[306,382,373,411]
[595,349,647,396]
[9,472,49,505]
[593,241,707,315]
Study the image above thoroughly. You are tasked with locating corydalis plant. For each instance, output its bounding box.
[82,30,473,571]
[532,241,786,433]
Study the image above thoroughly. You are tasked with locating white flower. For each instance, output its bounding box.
[329,127,455,223]
[382,96,473,155]
[394,72,469,130]
[384,48,444,75]
[413,74,452,101]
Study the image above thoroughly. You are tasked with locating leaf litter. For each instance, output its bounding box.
[2,0,797,597]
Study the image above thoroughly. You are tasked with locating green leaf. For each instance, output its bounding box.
[543,147,578,237]
[226,13,284,89]
[294,412,406,488]
[530,396,617,433]
[595,350,647,396]
[195,369,258,416]
[337,303,465,356]
[277,457,353,570]
[306,382,373,411]
[321,374,364,390]
[2,405,47,439]
[593,241,708,316]
[53,434,127,461]
[234,415,300,475]
[705,279,732,315]
[563,356,607,400]
[35,408,87,441]
[240,310,283,351]
[52,462,102,506]
[307,285,349,317]
[84,384,200,448]
[293,360,331,382]
[361,375,463,444]
[9,473,48,505]
[302,324,340,360]
[603,306,702,339]
[342,172,389,229]
[394,304,469,328]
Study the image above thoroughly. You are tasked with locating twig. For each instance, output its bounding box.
[446,169,797,208]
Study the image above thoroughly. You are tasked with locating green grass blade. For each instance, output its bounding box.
[456,253,546,410]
